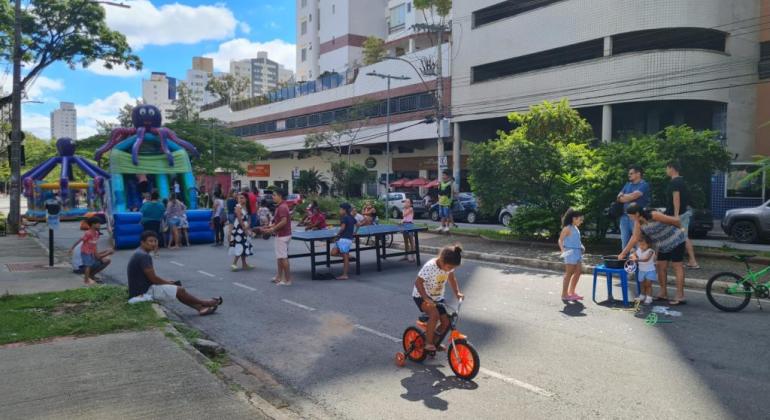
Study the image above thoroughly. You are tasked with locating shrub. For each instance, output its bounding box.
[508,205,561,239]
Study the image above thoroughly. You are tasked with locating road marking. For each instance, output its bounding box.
[170,261,184,267]
[281,299,316,311]
[479,368,554,398]
[197,270,216,278]
[233,282,257,291]
[354,324,402,342]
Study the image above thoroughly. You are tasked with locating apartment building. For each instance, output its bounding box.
[452,0,768,217]
[141,72,177,121]
[296,0,388,81]
[185,56,220,111]
[50,102,77,140]
[230,52,296,99]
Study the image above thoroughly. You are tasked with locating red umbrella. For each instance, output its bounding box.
[404,177,429,188]
[390,178,409,188]
[425,179,440,188]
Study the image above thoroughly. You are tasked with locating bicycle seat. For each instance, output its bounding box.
[418,314,430,323]
[734,254,756,262]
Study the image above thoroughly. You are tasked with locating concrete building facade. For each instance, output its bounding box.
[451,0,767,217]
[231,53,296,99]
[141,72,177,121]
[50,102,77,140]
[185,56,219,111]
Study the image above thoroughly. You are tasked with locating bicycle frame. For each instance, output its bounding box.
[417,299,467,360]
[728,261,770,295]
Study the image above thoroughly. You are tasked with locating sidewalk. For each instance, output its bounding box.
[0,234,265,420]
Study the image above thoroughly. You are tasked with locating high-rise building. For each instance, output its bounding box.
[230,52,296,99]
[141,72,176,121]
[185,56,219,111]
[50,102,77,140]
[192,56,214,73]
[296,0,388,81]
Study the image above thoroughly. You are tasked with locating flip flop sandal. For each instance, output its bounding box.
[200,305,218,316]
[212,296,223,306]
[653,296,667,301]
[668,300,687,306]
[686,264,701,269]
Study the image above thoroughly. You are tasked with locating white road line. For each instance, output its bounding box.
[233,282,257,291]
[479,368,554,398]
[169,261,184,267]
[281,299,316,311]
[354,324,402,342]
[197,270,216,278]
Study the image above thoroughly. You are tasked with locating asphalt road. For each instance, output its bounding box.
[40,223,769,420]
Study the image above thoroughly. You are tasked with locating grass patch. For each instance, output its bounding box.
[173,322,201,342]
[0,286,165,345]
[205,353,229,374]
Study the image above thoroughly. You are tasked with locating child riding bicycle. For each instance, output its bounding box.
[412,244,464,353]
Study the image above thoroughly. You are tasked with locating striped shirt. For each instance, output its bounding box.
[641,221,686,253]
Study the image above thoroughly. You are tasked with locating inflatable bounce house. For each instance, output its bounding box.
[22,138,109,221]
[94,104,214,249]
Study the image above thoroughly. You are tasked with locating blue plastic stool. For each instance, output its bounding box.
[592,264,641,306]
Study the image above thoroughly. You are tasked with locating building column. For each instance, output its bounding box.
[602,105,613,143]
[408,38,416,54]
[452,123,461,190]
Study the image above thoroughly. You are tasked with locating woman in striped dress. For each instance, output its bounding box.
[619,204,687,306]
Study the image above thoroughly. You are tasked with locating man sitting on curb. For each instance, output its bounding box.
[127,231,222,316]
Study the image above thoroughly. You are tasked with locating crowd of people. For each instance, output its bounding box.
[559,160,695,306]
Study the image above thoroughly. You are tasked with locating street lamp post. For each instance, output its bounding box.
[366,71,410,222]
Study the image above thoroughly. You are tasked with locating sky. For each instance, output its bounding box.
[3,0,296,140]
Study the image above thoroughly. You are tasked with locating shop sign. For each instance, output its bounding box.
[365,157,377,169]
[247,164,270,177]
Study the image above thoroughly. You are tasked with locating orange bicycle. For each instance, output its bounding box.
[395,299,480,380]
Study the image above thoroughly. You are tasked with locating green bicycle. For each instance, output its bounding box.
[706,255,769,312]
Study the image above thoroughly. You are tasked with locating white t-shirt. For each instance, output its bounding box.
[635,248,656,272]
[354,213,364,224]
[412,258,451,299]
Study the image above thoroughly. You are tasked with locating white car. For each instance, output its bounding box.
[380,192,427,219]
[498,203,519,226]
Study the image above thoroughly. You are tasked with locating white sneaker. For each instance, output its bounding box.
[644,295,653,305]
[442,226,449,233]
[635,294,646,303]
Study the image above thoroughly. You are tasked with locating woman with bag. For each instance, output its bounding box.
[228,192,254,271]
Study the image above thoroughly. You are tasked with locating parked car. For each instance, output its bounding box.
[381,192,427,219]
[688,208,713,238]
[429,193,479,224]
[722,201,770,243]
[497,203,519,227]
[285,193,303,210]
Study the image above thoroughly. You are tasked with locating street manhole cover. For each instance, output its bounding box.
[4,262,49,272]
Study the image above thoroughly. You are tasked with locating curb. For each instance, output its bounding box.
[395,243,712,290]
[156,305,325,420]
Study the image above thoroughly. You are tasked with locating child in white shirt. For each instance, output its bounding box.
[632,235,657,305]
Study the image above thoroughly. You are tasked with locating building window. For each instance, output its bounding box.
[472,38,604,83]
[760,41,770,80]
[389,3,406,33]
[613,28,727,55]
[726,164,765,199]
[332,4,335,14]
[301,48,307,62]
[369,148,383,155]
[473,0,564,28]
[301,21,307,35]
[397,146,414,154]
[301,0,307,7]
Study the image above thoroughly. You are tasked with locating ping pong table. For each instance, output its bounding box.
[290,224,427,279]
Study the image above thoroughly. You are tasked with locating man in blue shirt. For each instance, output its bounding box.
[616,165,650,250]
[331,203,357,280]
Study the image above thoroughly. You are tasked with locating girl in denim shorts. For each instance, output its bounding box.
[558,208,585,301]
[633,235,657,305]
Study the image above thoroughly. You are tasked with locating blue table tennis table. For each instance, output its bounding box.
[290,224,427,279]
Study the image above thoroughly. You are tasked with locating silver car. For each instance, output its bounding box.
[721,200,770,243]
[381,192,427,219]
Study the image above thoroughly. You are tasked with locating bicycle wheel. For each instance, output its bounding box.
[385,234,394,248]
[447,339,480,381]
[402,327,427,362]
[706,272,752,312]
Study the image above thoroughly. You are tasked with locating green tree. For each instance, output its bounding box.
[468,99,597,238]
[171,83,199,122]
[362,36,386,65]
[413,0,452,17]
[164,119,268,175]
[330,161,374,198]
[294,168,327,196]
[205,74,251,104]
[0,0,141,107]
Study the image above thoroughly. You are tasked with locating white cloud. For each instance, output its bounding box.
[239,22,252,34]
[204,38,296,72]
[75,91,138,139]
[82,59,144,78]
[2,75,64,102]
[105,0,239,49]
[21,112,52,140]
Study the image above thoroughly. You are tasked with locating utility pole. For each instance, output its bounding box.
[8,0,23,234]
[366,71,410,222]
